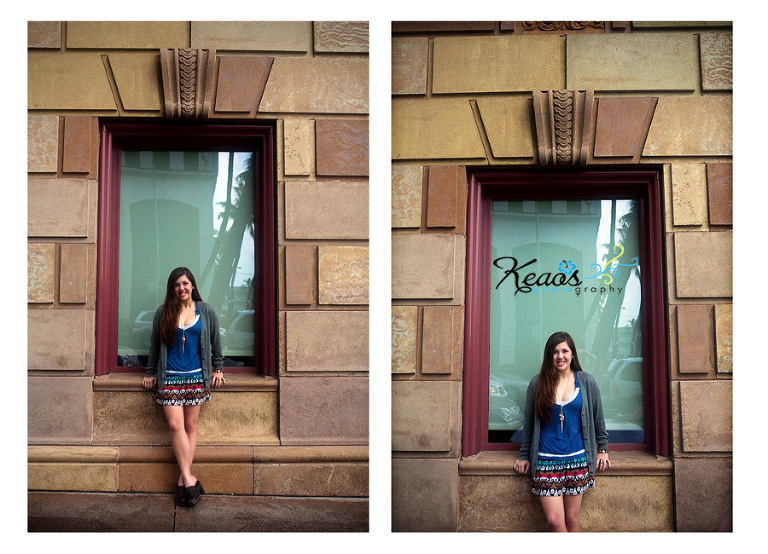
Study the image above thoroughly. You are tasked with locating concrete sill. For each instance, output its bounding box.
[459,450,673,476]
[93,372,279,392]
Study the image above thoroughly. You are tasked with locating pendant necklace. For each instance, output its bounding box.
[557,377,570,433]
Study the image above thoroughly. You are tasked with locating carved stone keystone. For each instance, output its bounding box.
[160,48,216,118]
[532,90,594,165]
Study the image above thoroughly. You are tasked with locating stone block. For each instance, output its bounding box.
[28,309,92,371]
[285,311,368,372]
[191,21,310,52]
[679,380,732,452]
[567,33,698,91]
[715,304,733,374]
[66,21,188,49]
[391,306,418,374]
[28,53,116,111]
[475,97,537,160]
[28,243,55,303]
[392,458,459,532]
[28,376,93,443]
[592,97,656,159]
[255,462,368,496]
[421,306,461,375]
[433,35,564,93]
[392,97,486,161]
[314,22,368,53]
[28,114,59,173]
[673,457,732,531]
[279,375,368,445]
[315,119,369,176]
[392,37,429,95]
[284,245,316,305]
[284,181,368,240]
[391,381,459,452]
[426,165,467,230]
[674,231,732,298]
[28,462,117,492]
[28,178,92,238]
[318,246,369,305]
[391,165,422,228]
[260,57,368,114]
[28,21,61,49]
[60,243,91,304]
[283,119,314,177]
[644,96,732,157]
[671,163,707,226]
[676,304,714,373]
[213,56,273,114]
[707,163,733,226]
[107,53,164,112]
[62,116,93,174]
[392,234,462,300]
[700,31,733,91]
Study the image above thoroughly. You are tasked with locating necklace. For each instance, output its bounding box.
[179,303,194,353]
[557,375,572,433]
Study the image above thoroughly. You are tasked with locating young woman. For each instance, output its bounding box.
[513,331,610,532]
[142,267,225,508]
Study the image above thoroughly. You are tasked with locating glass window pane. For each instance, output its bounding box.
[489,199,644,443]
[116,150,256,368]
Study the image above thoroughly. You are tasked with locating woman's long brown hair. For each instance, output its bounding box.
[534,331,583,423]
[159,267,203,346]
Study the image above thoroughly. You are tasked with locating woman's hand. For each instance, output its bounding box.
[212,372,225,388]
[513,459,530,474]
[596,452,611,472]
[142,376,156,389]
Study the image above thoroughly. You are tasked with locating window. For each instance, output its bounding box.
[462,168,669,456]
[96,122,276,376]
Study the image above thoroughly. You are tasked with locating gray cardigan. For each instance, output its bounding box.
[145,301,224,389]
[519,371,608,476]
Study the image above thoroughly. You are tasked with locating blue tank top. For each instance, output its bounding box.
[166,303,202,373]
[537,372,586,460]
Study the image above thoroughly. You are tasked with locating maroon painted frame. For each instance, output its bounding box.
[95,121,277,376]
[462,166,670,457]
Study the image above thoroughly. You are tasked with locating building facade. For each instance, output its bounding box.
[391,21,732,532]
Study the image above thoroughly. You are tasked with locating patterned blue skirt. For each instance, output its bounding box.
[532,455,595,497]
[156,370,210,406]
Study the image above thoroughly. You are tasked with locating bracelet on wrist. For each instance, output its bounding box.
[598,449,609,453]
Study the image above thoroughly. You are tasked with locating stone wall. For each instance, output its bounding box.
[27,21,369,519]
[391,21,732,532]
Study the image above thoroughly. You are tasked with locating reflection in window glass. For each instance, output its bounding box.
[489,199,643,443]
[117,150,257,368]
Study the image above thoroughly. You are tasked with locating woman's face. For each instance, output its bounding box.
[174,274,194,302]
[552,341,573,373]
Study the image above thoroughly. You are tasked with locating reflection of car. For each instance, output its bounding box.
[128,310,156,349]
[221,310,254,356]
[600,357,643,423]
[489,378,523,430]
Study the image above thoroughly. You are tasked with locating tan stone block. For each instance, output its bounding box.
[255,462,368,496]
[315,119,369,176]
[28,462,117,492]
[392,165,422,228]
[28,376,93,442]
[60,243,91,304]
[284,119,314,177]
[28,53,116,111]
[392,306,418,374]
[279,375,368,445]
[676,305,714,373]
[392,37,429,95]
[28,114,59,173]
[261,58,368,114]
[679,380,732,452]
[674,231,732,298]
[285,245,316,305]
[191,21,310,52]
[28,21,61,49]
[213,56,273,114]
[422,306,456,374]
[475,97,536,160]
[393,458,459,532]
[671,163,707,226]
[392,381,459,452]
[62,116,93,174]
[107,53,164,112]
[28,178,92,238]
[28,243,55,304]
[644,96,732,157]
[285,311,368,372]
[707,163,733,226]
[715,304,733,374]
[314,22,368,53]
[284,181,368,240]
[426,165,467,230]
[66,21,188,49]
[567,33,698,91]
[318,246,369,305]
[28,309,92,371]
[673,457,732,531]
[392,234,456,299]
[392,97,486,161]
[433,35,564,93]
[118,462,195,493]
[593,97,656,159]
[700,31,732,91]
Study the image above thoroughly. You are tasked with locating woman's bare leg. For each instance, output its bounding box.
[563,494,584,532]
[163,405,197,488]
[539,496,567,532]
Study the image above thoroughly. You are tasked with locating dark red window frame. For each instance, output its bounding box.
[462,166,670,457]
[95,120,277,376]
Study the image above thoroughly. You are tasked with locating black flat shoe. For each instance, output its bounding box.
[176,485,187,507]
[185,481,205,507]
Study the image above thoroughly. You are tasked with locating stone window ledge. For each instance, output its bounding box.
[93,372,278,392]
[459,450,672,476]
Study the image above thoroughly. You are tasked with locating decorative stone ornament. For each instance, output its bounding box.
[532,90,594,165]
[159,48,216,119]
